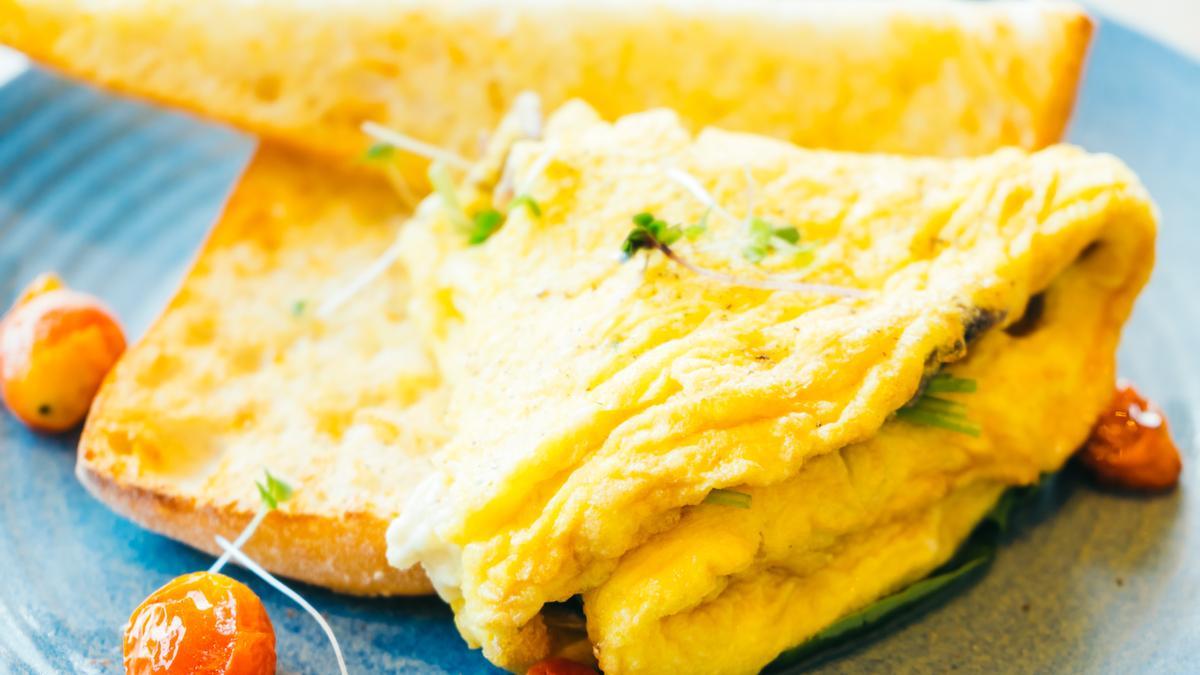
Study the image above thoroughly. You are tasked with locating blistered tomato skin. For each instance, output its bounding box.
[124,572,276,675]
[1080,385,1182,492]
[0,285,125,432]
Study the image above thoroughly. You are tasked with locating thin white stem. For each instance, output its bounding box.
[517,142,558,195]
[655,243,865,299]
[362,121,471,170]
[209,509,268,574]
[215,536,350,675]
[741,166,757,230]
[317,235,406,318]
[663,167,738,224]
[513,91,543,140]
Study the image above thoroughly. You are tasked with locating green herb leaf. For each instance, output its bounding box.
[290,300,308,317]
[909,395,966,415]
[621,212,683,260]
[621,221,657,259]
[773,225,801,245]
[427,161,469,231]
[895,407,982,437]
[768,475,1056,672]
[509,193,542,218]
[742,244,768,264]
[744,217,807,264]
[777,544,991,668]
[621,233,653,259]
[897,373,980,436]
[364,143,395,161]
[925,373,978,394]
[703,488,752,509]
[255,470,294,511]
[658,223,683,246]
[985,474,1053,532]
[468,209,505,245]
[683,207,711,240]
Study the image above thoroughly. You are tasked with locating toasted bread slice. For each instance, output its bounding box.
[0,0,1091,183]
[79,145,438,595]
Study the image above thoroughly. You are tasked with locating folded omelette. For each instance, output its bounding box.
[386,102,1156,674]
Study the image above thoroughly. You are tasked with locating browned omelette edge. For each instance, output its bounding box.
[74,147,433,597]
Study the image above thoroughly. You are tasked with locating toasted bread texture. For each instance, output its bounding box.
[1,0,1091,184]
[79,145,438,595]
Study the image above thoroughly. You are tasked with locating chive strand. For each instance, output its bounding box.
[895,407,981,437]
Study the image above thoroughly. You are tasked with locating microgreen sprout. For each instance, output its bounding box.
[666,167,815,264]
[215,537,349,675]
[739,168,812,264]
[255,469,294,510]
[361,121,471,170]
[363,142,395,162]
[428,160,470,232]
[316,235,406,318]
[664,167,738,225]
[514,90,544,140]
[204,472,349,675]
[509,193,542,218]
[209,469,294,574]
[621,212,684,259]
[468,208,505,245]
[431,161,542,246]
[324,129,549,316]
[619,212,864,298]
[744,216,812,264]
[683,207,711,240]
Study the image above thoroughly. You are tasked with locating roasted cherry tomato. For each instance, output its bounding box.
[0,274,125,432]
[1080,384,1182,491]
[123,571,276,675]
[527,657,599,675]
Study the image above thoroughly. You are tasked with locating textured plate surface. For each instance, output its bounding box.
[0,15,1197,675]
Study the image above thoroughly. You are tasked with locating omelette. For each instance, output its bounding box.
[386,102,1156,674]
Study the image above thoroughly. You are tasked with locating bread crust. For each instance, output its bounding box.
[1,0,1094,183]
[1036,10,1095,147]
[75,456,432,596]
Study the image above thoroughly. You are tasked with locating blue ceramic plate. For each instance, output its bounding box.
[1,15,1197,675]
